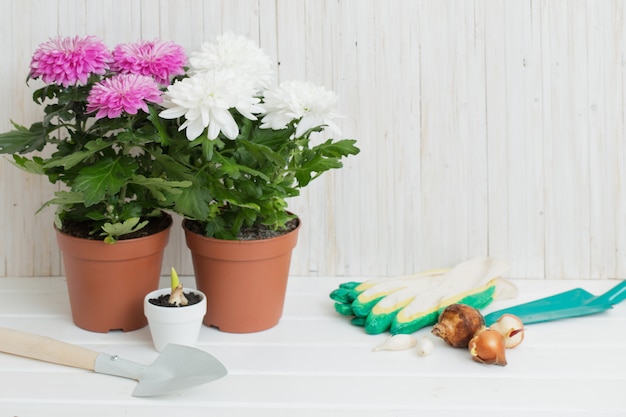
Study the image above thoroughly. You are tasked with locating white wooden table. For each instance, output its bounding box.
[0,276,624,416]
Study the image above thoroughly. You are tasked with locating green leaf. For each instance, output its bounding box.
[11,155,46,175]
[117,129,160,145]
[42,103,68,129]
[117,202,146,220]
[214,153,270,182]
[294,139,360,187]
[225,199,260,212]
[32,83,61,105]
[204,216,227,239]
[37,191,86,214]
[130,175,191,201]
[251,123,295,148]
[239,140,286,166]
[295,154,343,187]
[100,217,149,244]
[316,139,360,158]
[43,138,112,170]
[0,122,47,154]
[73,158,137,206]
[171,185,213,221]
[201,137,224,161]
[85,210,108,221]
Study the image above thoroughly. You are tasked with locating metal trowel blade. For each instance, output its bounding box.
[132,344,228,397]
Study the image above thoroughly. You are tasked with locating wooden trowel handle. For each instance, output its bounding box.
[0,327,98,371]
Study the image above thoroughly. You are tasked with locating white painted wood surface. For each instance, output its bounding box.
[0,275,624,416]
[1,0,626,279]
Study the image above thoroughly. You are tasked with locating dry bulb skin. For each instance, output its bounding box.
[468,328,507,366]
[489,314,524,348]
[168,285,189,306]
[431,304,486,348]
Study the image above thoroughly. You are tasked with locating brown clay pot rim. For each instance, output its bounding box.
[182,216,301,246]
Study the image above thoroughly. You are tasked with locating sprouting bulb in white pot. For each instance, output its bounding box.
[168,267,188,306]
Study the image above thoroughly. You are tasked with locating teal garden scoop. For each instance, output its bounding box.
[483,280,626,326]
[0,327,227,397]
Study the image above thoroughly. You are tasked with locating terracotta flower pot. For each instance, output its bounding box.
[55,216,172,333]
[183,218,300,333]
[144,288,207,352]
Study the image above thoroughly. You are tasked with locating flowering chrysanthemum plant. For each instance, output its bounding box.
[0,35,191,243]
[0,33,359,242]
[156,33,360,239]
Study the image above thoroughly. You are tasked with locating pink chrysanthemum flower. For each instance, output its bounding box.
[86,73,163,119]
[112,39,186,85]
[29,35,111,87]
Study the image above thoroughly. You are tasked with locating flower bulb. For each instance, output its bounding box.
[431,304,485,348]
[489,314,524,348]
[468,328,507,366]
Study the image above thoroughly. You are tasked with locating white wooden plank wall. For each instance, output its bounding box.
[1,0,625,280]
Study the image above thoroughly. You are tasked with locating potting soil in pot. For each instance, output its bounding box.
[149,292,203,307]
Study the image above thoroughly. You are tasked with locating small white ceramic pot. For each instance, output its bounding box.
[144,288,207,352]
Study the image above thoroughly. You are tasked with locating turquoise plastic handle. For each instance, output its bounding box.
[483,280,626,326]
[591,280,626,305]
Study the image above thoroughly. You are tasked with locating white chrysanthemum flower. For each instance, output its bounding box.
[159,70,264,141]
[190,32,274,91]
[260,80,341,138]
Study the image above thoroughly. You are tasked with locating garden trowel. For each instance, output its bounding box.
[483,280,626,326]
[0,327,227,397]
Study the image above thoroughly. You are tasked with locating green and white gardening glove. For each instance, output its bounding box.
[330,257,517,334]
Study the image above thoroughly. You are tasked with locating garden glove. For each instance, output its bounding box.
[330,257,517,334]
